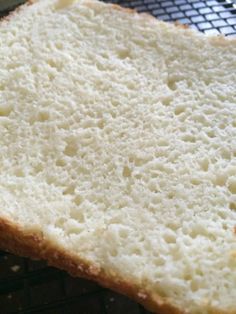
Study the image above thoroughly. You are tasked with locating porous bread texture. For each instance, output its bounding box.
[0,0,236,313]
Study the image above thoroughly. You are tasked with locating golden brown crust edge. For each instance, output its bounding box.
[0,0,34,23]
[0,216,183,314]
[0,217,235,314]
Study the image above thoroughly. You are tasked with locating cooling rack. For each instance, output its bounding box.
[0,0,235,35]
[104,0,236,36]
[0,251,149,314]
[0,0,236,313]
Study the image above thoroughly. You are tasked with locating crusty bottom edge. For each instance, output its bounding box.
[0,217,233,314]
[0,216,184,314]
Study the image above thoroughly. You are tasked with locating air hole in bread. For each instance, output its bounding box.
[56,159,66,167]
[46,176,55,185]
[190,178,201,186]
[157,139,169,147]
[214,174,227,187]
[155,257,165,266]
[70,208,85,222]
[190,280,199,292]
[163,232,176,244]
[219,123,226,130]
[38,111,50,122]
[0,104,12,116]
[167,78,177,91]
[218,148,231,160]
[47,59,62,71]
[199,159,209,172]
[162,97,171,106]
[55,42,63,50]
[117,48,130,60]
[97,119,104,129]
[55,218,66,228]
[34,164,43,174]
[181,134,196,143]
[229,203,236,210]
[174,105,186,115]
[123,166,132,178]
[64,138,78,157]
[73,195,83,206]
[228,179,236,194]
[207,131,215,138]
[63,185,75,195]
[110,248,118,257]
[14,168,25,177]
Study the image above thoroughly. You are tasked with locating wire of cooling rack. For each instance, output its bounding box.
[1,0,236,35]
[0,0,236,313]
[103,0,236,36]
[0,251,149,314]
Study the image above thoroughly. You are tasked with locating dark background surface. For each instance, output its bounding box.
[0,251,149,314]
[0,0,236,313]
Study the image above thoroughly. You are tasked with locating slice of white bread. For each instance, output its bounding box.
[0,0,236,313]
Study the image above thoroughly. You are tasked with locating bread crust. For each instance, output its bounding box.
[0,0,34,23]
[0,216,183,314]
[0,216,235,314]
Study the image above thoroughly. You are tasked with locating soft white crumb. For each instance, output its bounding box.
[0,1,235,313]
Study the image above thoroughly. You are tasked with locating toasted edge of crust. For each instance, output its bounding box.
[0,216,184,314]
[0,0,34,23]
[0,217,236,314]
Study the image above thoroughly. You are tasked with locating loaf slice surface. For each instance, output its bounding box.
[0,0,236,313]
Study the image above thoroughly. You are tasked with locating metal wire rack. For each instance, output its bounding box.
[0,251,149,314]
[0,0,236,35]
[103,0,236,36]
[0,0,236,313]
